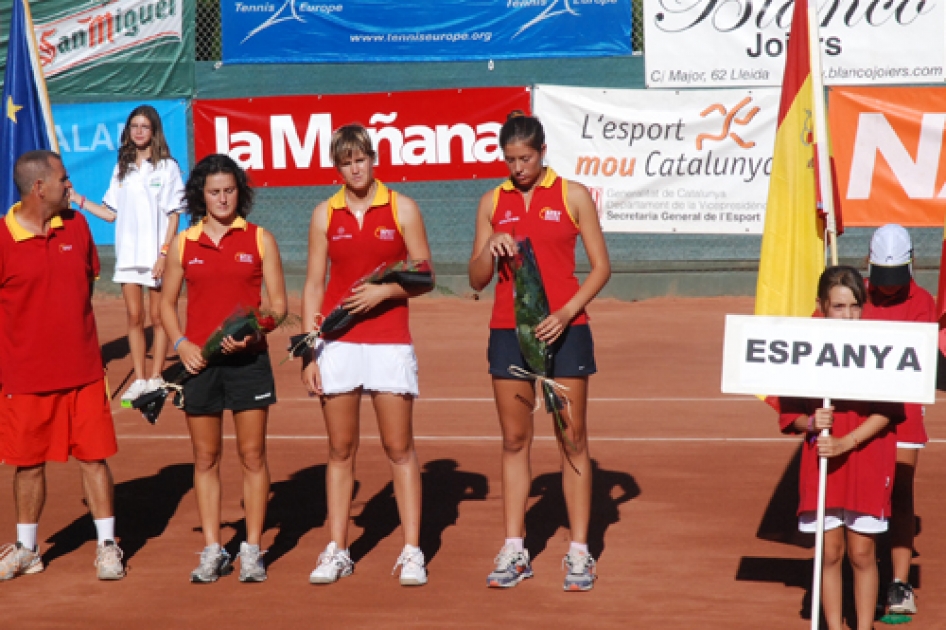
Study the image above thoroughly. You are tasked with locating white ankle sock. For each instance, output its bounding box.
[570,542,589,554]
[16,524,38,551]
[504,537,524,552]
[94,517,115,545]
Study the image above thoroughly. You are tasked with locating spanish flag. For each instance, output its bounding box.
[755,0,826,319]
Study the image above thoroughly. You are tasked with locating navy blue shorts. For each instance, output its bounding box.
[488,324,597,379]
[182,351,277,415]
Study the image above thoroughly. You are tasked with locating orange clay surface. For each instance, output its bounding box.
[2,295,946,629]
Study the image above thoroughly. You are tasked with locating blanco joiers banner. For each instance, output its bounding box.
[644,0,946,88]
[721,315,939,404]
[533,84,778,234]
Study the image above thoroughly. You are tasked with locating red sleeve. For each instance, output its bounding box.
[778,397,812,434]
[912,284,936,323]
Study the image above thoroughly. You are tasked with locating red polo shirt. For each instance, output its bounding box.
[179,217,267,349]
[0,205,103,394]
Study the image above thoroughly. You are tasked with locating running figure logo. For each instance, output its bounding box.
[695,97,761,151]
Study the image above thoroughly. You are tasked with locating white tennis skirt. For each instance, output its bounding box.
[113,266,159,288]
[798,508,887,535]
[316,341,419,397]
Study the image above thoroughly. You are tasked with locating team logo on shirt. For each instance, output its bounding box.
[188,257,205,265]
[374,226,397,241]
[58,243,73,252]
[235,252,255,264]
[332,226,353,241]
[539,207,562,222]
[497,209,520,225]
[149,177,162,189]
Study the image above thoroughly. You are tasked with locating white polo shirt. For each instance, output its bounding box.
[103,158,185,275]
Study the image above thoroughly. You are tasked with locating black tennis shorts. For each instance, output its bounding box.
[488,324,597,379]
[182,351,277,415]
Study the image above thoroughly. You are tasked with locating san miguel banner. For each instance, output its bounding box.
[721,315,938,404]
[0,0,194,98]
[221,0,631,64]
[193,87,531,186]
[828,86,946,227]
[643,0,945,88]
[533,84,779,234]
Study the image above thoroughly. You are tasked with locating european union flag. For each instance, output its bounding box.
[1,0,58,214]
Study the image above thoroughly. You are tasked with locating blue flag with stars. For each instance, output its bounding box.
[1,0,58,215]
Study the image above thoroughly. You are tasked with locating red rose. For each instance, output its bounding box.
[258,315,277,333]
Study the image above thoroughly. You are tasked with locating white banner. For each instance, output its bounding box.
[35,0,183,78]
[644,0,946,88]
[533,84,778,234]
[721,315,938,404]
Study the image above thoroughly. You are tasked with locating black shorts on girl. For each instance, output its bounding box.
[488,324,597,379]
[182,351,277,415]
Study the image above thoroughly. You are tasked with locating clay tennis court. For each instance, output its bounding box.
[3,294,945,629]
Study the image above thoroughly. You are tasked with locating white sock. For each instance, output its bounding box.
[16,524,38,551]
[570,542,589,554]
[94,517,115,545]
[504,537,524,552]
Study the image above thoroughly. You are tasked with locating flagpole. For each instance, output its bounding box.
[806,0,838,267]
[810,397,831,630]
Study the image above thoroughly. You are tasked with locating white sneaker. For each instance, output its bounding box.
[145,377,166,393]
[309,542,353,584]
[121,379,149,407]
[392,545,427,586]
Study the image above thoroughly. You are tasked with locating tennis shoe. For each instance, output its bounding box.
[238,542,267,583]
[190,543,233,583]
[0,542,43,580]
[309,542,353,584]
[887,580,917,615]
[95,540,125,580]
[392,545,427,586]
[562,549,596,592]
[486,544,533,588]
[145,377,166,393]
[121,379,149,408]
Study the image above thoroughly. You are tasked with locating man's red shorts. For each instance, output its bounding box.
[0,379,117,466]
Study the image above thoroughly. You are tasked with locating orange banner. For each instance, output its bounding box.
[828,86,946,227]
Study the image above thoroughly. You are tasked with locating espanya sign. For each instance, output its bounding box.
[721,315,938,404]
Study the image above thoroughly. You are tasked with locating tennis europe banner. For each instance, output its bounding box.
[827,86,946,228]
[193,87,531,185]
[721,315,938,404]
[643,0,945,88]
[0,0,195,98]
[532,84,779,234]
[221,0,631,64]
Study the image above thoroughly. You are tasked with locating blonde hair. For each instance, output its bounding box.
[330,123,376,166]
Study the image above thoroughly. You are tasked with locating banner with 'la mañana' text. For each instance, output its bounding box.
[221,0,631,64]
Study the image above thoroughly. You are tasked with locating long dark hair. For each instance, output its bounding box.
[499,110,545,152]
[117,105,173,181]
[184,154,254,226]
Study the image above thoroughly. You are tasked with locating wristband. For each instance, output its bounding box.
[174,336,188,351]
[160,244,169,257]
[806,415,815,433]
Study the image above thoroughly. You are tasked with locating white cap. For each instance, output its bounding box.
[869,224,912,287]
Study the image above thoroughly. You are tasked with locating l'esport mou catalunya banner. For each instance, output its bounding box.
[0,0,195,98]
[828,86,946,228]
[221,0,631,64]
[643,0,945,88]
[533,84,779,234]
[193,87,531,186]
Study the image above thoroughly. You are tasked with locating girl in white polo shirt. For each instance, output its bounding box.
[74,105,185,406]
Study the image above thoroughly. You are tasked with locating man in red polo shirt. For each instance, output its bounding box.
[0,150,124,581]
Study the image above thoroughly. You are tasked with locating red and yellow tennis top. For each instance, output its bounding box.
[0,205,103,394]
[489,169,588,330]
[321,181,411,344]
[179,217,267,348]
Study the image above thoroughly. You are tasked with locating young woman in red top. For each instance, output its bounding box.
[779,266,902,630]
[469,112,610,591]
[301,124,434,586]
[161,154,287,584]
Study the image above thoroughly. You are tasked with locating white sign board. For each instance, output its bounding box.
[533,84,778,234]
[721,315,938,404]
[644,0,946,88]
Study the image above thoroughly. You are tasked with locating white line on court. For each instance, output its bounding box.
[272,396,763,403]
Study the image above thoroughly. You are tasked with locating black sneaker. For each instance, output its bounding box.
[887,580,917,615]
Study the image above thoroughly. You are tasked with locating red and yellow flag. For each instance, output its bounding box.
[755,0,826,319]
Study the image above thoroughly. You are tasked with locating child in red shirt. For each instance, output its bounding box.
[779,266,903,630]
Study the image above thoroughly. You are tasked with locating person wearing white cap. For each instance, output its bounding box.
[863,224,935,616]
